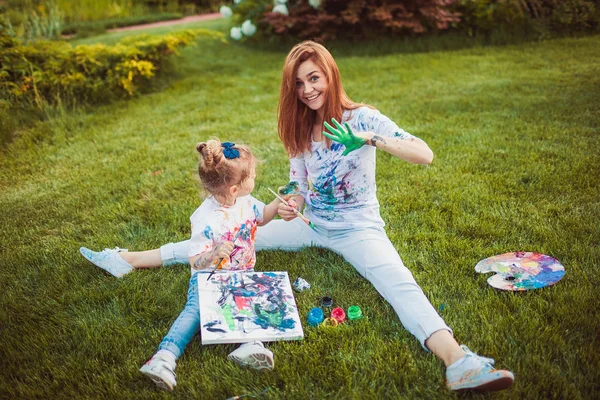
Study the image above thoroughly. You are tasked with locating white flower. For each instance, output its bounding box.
[234,0,242,4]
[274,0,287,4]
[308,0,321,8]
[219,5,232,17]
[272,4,289,15]
[241,20,257,37]
[230,26,243,40]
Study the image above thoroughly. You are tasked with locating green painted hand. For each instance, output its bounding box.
[323,118,366,156]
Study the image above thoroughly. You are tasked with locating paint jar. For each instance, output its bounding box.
[347,305,362,321]
[307,307,324,326]
[320,296,333,308]
[322,317,339,327]
[293,277,311,292]
[331,307,346,323]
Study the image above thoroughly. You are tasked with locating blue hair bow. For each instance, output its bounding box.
[222,142,240,159]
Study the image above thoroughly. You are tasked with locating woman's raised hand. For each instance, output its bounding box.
[323,118,367,156]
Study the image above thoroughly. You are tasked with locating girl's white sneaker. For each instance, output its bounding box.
[79,247,134,278]
[227,341,274,370]
[139,354,177,391]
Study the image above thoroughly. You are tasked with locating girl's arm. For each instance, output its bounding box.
[277,158,308,220]
[259,199,281,226]
[356,132,434,165]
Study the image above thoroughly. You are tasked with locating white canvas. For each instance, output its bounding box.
[198,271,304,345]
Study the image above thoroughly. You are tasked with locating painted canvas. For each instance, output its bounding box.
[198,271,304,345]
[475,252,565,291]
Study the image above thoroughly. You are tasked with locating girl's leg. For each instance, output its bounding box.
[157,273,201,358]
[80,240,190,277]
[120,249,161,269]
[140,273,201,391]
[118,240,191,268]
[85,217,321,277]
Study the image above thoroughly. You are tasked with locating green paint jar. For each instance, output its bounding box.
[347,305,362,320]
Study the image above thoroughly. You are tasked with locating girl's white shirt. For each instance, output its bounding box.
[290,106,416,230]
[188,194,265,275]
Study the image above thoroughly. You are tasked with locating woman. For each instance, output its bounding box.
[81,41,514,392]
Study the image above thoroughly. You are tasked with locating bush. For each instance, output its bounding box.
[454,0,600,36]
[0,26,224,110]
[226,0,462,41]
[224,0,599,41]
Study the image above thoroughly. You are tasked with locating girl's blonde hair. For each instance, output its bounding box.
[278,40,371,157]
[195,139,255,197]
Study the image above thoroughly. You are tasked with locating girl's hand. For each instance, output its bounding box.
[213,241,234,264]
[278,198,299,221]
[190,241,234,271]
[323,118,368,156]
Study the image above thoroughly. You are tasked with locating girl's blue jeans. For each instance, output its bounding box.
[158,273,200,359]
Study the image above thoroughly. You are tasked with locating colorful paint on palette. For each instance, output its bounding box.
[475,252,565,291]
[198,271,304,344]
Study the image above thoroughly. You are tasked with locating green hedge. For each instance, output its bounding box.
[0,27,223,110]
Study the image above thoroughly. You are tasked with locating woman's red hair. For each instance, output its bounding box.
[278,41,369,157]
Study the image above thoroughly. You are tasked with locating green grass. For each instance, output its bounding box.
[1,20,599,399]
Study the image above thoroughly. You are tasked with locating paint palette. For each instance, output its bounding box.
[475,252,565,291]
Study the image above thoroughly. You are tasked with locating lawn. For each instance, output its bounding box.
[1,19,599,399]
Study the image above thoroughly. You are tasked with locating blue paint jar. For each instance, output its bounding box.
[307,307,324,326]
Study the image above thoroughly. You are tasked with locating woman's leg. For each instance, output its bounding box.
[328,226,453,351]
[255,218,324,251]
[328,226,514,391]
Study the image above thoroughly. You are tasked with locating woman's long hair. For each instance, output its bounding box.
[278,41,369,157]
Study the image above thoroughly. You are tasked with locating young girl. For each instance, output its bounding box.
[136,139,279,390]
[81,42,515,392]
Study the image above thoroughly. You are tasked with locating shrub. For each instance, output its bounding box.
[0,26,224,110]
[225,0,462,41]
[225,0,599,41]
[455,0,599,36]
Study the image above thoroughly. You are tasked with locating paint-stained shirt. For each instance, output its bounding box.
[290,106,416,229]
[188,195,265,275]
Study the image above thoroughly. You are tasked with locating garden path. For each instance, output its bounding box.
[107,13,222,33]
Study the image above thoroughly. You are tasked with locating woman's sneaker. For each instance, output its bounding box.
[79,247,134,278]
[446,345,514,391]
[140,354,177,391]
[227,341,274,370]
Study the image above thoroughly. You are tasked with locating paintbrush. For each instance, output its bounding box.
[206,225,245,281]
[268,187,316,230]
